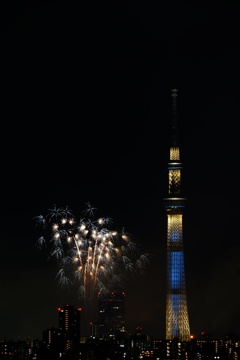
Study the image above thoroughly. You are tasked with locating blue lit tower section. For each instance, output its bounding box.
[163,89,190,341]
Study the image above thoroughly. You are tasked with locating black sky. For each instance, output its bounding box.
[1,1,240,341]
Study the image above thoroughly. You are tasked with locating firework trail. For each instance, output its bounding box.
[34,203,151,323]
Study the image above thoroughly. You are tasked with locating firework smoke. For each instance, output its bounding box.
[34,203,151,326]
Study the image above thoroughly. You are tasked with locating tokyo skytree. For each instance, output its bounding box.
[163,89,191,341]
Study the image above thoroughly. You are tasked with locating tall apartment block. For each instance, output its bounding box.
[98,291,126,340]
[58,305,82,350]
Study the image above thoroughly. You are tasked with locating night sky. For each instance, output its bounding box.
[1,1,240,341]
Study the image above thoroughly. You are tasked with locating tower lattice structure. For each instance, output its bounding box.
[163,89,191,342]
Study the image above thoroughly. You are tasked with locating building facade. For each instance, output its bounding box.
[58,304,82,351]
[98,291,126,340]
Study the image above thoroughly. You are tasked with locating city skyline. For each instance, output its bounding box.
[1,1,240,341]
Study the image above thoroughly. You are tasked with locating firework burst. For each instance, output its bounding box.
[34,203,151,322]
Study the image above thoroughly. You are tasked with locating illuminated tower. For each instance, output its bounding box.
[163,89,191,341]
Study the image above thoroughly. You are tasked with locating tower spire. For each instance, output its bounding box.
[171,88,178,147]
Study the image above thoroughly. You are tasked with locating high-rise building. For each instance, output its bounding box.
[98,291,126,340]
[42,327,61,347]
[163,89,191,342]
[58,305,82,350]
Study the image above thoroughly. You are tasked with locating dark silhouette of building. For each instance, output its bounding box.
[97,291,126,340]
[42,326,64,356]
[58,304,82,351]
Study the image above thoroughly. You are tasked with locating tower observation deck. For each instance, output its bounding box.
[163,89,191,342]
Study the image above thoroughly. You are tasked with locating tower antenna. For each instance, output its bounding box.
[171,88,178,147]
